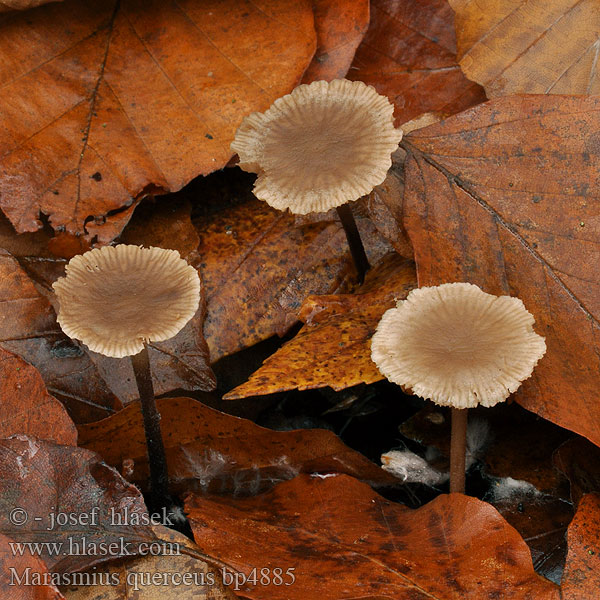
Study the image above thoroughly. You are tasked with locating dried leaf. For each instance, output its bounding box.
[554,438,600,505]
[402,95,600,447]
[0,533,64,599]
[302,0,370,82]
[0,0,316,242]
[197,197,392,363]
[62,527,236,600]
[450,0,600,97]
[348,0,486,127]
[0,348,76,445]
[0,436,157,574]
[187,474,560,599]
[225,253,416,399]
[0,248,121,423]
[562,493,600,599]
[78,397,396,495]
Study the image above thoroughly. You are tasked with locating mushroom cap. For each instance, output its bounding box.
[52,245,200,358]
[231,79,403,214]
[370,283,546,409]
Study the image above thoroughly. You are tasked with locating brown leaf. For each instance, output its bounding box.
[348,0,486,127]
[302,0,370,82]
[0,0,316,242]
[78,397,396,495]
[186,474,559,599]
[0,0,61,11]
[402,95,600,447]
[225,253,416,399]
[0,347,76,445]
[562,493,600,599]
[0,248,121,423]
[197,196,392,363]
[0,436,157,574]
[62,526,236,600]
[554,438,600,505]
[0,533,64,599]
[450,0,600,97]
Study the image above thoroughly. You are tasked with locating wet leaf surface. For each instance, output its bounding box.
[0,436,157,574]
[225,253,416,399]
[451,0,600,97]
[0,0,316,242]
[78,397,396,495]
[562,493,600,599]
[0,348,76,445]
[187,474,560,599]
[402,95,600,447]
[348,0,486,127]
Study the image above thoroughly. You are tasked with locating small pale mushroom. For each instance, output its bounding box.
[53,244,200,512]
[231,78,403,283]
[370,282,546,494]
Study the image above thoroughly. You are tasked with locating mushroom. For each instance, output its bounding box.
[231,78,403,283]
[52,244,200,512]
[370,283,546,494]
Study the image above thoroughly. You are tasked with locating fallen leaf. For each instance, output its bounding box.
[450,0,600,97]
[348,0,486,127]
[402,95,600,447]
[78,397,396,495]
[0,347,76,445]
[554,438,600,505]
[0,435,157,574]
[302,0,370,82]
[0,533,64,599]
[186,474,560,599]
[562,492,600,599]
[196,194,392,363]
[62,526,236,600]
[225,253,416,399]
[0,0,316,242]
[0,248,121,423]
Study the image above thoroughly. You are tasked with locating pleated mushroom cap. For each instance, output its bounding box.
[371,283,546,409]
[52,245,200,358]
[231,79,403,214]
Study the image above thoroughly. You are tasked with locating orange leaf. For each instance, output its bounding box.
[451,0,600,97]
[186,474,560,599]
[0,347,76,445]
[348,0,486,127]
[402,95,600,447]
[78,397,396,495]
[225,253,416,399]
[0,0,316,242]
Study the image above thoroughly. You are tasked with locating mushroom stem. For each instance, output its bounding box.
[131,345,171,512]
[336,204,370,284]
[449,408,468,494]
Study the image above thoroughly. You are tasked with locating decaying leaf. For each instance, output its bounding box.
[302,0,370,83]
[225,253,416,399]
[562,493,600,599]
[554,438,600,505]
[0,533,64,599]
[0,436,157,574]
[78,397,396,495]
[0,248,121,423]
[0,0,61,11]
[196,196,392,363]
[63,527,236,600]
[451,0,600,97]
[402,95,600,447]
[187,474,560,599]
[0,0,316,242]
[0,347,76,445]
[348,0,486,127]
